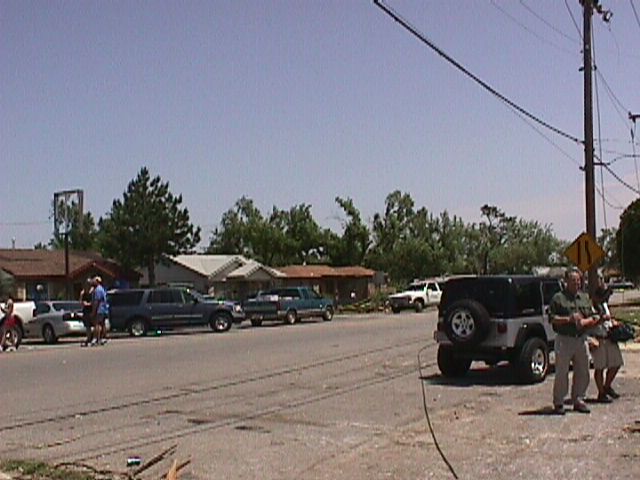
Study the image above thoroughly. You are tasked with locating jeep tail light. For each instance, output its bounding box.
[497,322,507,334]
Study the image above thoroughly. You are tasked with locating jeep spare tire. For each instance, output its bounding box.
[443,299,491,346]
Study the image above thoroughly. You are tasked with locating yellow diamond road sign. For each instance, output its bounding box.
[564,232,605,272]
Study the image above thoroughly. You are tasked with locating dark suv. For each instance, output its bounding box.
[108,288,245,336]
[434,275,562,383]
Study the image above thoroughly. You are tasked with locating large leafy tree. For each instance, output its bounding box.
[50,211,98,251]
[327,197,370,266]
[617,198,640,281]
[98,167,201,286]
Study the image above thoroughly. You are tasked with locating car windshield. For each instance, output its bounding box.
[404,283,425,291]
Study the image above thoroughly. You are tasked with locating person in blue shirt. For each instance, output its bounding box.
[91,276,109,346]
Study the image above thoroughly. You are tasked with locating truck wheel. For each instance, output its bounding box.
[250,318,263,327]
[285,310,298,325]
[323,306,334,321]
[437,345,471,377]
[516,337,549,384]
[128,318,149,337]
[391,306,401,314]
[210,312,232,332]
[413,300,424,313]
[42,324,58,344]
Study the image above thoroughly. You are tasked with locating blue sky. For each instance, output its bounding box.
[2,0,639,250]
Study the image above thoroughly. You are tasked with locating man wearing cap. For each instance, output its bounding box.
[549,268,603,414]
[91,276,108,346]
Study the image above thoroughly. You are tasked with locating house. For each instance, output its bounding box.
[277,265,376,304]
[142,255,286,300]
[0,249,140,301]
[143,255,377,304]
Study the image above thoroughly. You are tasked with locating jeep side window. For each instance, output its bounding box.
[514,282,541,316]
[427,283,438,291]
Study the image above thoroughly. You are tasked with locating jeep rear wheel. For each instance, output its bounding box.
[516,337,549,384]
[437,345,472,377]
[443,300,490,346]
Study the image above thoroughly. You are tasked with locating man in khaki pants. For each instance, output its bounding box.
[550,268,603,414]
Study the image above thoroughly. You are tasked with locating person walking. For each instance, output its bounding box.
[91,276,109,346]
[589,278,624,402]
[80,278,94,347]
[549,268,602,414]
[0,297,17,352]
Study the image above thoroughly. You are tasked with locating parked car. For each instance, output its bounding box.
[108,287,245,336]
[23,301,87,344]
[433,275,562,384]
[242,286,334,326]
[388,279,442,313]
[608,279,635,290]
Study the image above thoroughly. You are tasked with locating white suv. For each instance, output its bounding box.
[389,279,442,313]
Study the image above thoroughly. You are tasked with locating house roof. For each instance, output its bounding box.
[171,254,248,277]
[0,249,140,280]
[278,265,375,279]
[227,260,285,279]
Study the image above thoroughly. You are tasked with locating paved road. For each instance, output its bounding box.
[1,311,639,480]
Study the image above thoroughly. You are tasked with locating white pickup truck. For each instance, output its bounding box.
[388,279,442,313]
[1,299,37,347]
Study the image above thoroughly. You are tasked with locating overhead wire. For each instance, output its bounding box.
[564,0,583,39]
[373,0,583,145]
[631,0,640,32]
[519,0,580,43]
[593,37,608,228]
[490,0,576,56]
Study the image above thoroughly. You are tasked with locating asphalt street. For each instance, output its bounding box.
[1,310,639,480]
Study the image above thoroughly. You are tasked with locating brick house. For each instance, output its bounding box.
[0,249,140,300]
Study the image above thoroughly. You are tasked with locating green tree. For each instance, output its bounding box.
[617,198,640,281]
[50,211,98,251]
[326,197,370,266]
[597,227,618,272]
[98,167,201,286]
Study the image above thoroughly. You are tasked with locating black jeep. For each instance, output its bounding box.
[434,275,562,383]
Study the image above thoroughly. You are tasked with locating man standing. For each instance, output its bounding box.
[550,268,601,414]
[91,276,109,346]
[590,277,624,402]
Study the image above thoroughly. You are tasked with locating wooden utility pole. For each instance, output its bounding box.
[583,0,597,294]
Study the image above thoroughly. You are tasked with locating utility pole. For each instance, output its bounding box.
[583,0,597,294]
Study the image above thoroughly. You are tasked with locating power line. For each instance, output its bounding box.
[631,0,640,32]
[564,0,583,39]
[373,0,583,145]
[603,164,640,195]
[519,0,580,43]
[490,0,576,56]
[594,50,608,227]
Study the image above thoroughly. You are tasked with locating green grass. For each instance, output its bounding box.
[611,305,640,328]
[0,460,100,480]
